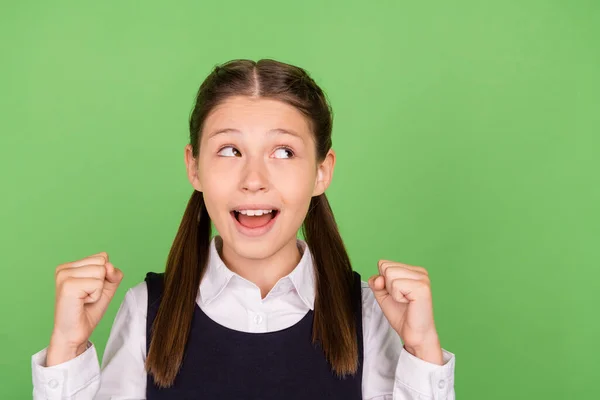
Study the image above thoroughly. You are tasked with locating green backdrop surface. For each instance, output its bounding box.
[1,0,598,398]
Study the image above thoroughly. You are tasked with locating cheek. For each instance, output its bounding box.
[198,170,233,220]
[272,166,316,208]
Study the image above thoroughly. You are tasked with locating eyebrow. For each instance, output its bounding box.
[206,128,304,141]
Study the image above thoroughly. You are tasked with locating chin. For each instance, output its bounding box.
[230,238,278,260]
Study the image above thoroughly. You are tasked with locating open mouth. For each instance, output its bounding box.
[231,209,280,230]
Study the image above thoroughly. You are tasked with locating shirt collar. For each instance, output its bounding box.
[198,235,315,310]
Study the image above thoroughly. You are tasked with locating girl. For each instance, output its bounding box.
[32,59,456,399]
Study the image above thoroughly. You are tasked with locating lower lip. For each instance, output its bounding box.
[231,211,279,237]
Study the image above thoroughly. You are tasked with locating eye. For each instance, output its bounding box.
[217,146,241,157]
[273,147,295,159]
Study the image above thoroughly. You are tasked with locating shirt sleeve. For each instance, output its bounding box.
[31,341,100,399]
[361,282,456,400]
[31,285,148,399]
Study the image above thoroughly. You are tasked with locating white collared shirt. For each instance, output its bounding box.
[31,236,456,399]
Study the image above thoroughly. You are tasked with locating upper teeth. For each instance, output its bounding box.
[238,209,273,216]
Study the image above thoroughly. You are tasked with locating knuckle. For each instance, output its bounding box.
[383,262,394,275]
[55,268,68,283]
[383,266,390,277]
[95,264,107,278]
[414,265,428,274]
[89,252,108,263]
[60,277,76,294]
[54,263,66,277]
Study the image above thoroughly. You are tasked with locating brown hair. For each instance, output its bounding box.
[145,59,357,388]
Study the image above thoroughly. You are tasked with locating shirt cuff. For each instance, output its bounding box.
[395,346,455,398]
[31,341,100,399]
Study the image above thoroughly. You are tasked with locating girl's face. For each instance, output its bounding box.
[185,95,335,260]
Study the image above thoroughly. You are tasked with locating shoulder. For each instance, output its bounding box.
[360,279,378,318]
[120,278,148,320]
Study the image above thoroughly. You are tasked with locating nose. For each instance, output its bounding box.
[240,157,269,193]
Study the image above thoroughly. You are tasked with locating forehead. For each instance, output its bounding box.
[202,95,313,140]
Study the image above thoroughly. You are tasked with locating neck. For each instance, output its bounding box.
[218,236,303,299]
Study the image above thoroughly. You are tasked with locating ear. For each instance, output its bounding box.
[184,144,203,192]
[312,148,336,197]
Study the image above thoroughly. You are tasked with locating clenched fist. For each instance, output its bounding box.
[46,252,123,366]
[368,259,443,365]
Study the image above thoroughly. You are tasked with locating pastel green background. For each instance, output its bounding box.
[1,0,598,398]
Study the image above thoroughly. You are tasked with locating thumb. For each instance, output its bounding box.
[86,262,124,320]
[368,274,389,303]
[104,262,124,292]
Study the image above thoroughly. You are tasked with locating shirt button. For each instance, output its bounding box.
[254,314,263,324]
[48,379,59,389]
[438,379,446,389]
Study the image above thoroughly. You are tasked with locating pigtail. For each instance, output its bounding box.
[303,193,358,377]
[144,190,211,387]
